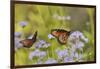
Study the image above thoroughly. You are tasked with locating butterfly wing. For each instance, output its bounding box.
[32,31,37,41]
[58,33,68,44]
[51,29,60,37]
[20,39,33,48]
[20,31,37,48]
[51,29,70,44]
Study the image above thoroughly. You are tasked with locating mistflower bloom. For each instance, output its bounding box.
[68,31,88,50]
[48,34,55,39]
[74,52,78,58]
[15,32,21,37]
[67,31,88,61]
[37,61,43,64]
[42,43,51,48]
[56,49,68,60]
[15,37,23,51]
[69,50,83,62]
[45,58,58,64]
[39,40,46,44]
[81,35,88,43]
[74,53,83,61]
[69,31,88,43]
[76,41,84,49]
[63,56,74,62]
[19,21,28,28]
[29,49,46,60]
[34,40,51,49]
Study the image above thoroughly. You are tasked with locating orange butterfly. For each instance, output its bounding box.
[51,29,70,44]
[20,31,37,48]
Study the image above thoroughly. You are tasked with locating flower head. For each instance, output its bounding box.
[74,53,83,61]
[45,58,58,64]
[37,61,43,64]
[56,49,68,60]
[19,21,28,28]
[69,31,88,44]
[34,40,51,49]
[15,37,23,51]
[64,56,74,62]
[68,31,88,51]
[15,32,21,37]
[29,49,46,60]
[48,34,55,39]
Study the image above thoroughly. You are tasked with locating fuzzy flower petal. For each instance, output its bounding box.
[56,49,68,59]
[15,37,23,51]
[48,34,55,39]
[19,21,28,27]
[15,32,21,37]
[64,57,74,62]
[29,49,46,60]
[34,40,51,49]
[45,58,58,64]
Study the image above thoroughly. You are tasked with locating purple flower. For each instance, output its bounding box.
[34,40,51,49]
[37,61,43,64]
[45,58,58,64]
[70,50,75,58]
[15,32,21,37]
[64,57,74,62]
[76,41,84,49]
[39,40,46,44]
[69,31,88,44]
[75,53,83,60]
[48,34,55,39]
[15,37,23,51]
[74,52,79,58]
[56,49,68,59]
[81,36,88,43]
[19,21,28,28]
[68,31,88,51]
[29,49,46,60]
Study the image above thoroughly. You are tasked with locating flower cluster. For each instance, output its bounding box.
[19,21,28,28]
[56,49,68,60]
[48,34,55,39]
[34,40,51,49]
[15,30,89,64]
[29,49,46,60]
[68,31,88,61]
[15,32,23,51]
[45,58,58,64]
[55,48,74,62]
[68,31,88,51]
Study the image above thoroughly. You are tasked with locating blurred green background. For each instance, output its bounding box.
[15,4,95,65]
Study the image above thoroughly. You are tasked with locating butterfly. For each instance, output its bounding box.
[20,31,37,48]
[51,29,71,44]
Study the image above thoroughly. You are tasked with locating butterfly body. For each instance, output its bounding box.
[20,31,37,48]
[51,29,70,44]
